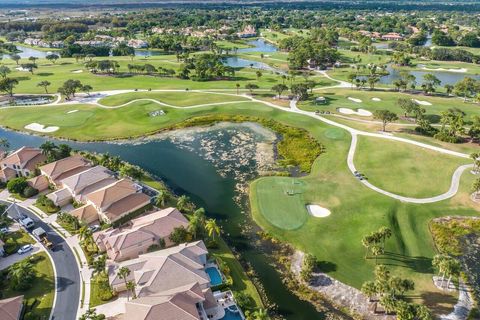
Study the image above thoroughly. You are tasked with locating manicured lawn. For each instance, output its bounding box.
[248,111,479,314]
[0,101,278,141]
[354,136,470,197]
[0,54,330,95]
[253,177,309,230]
[4,230,35,255]
[1,252,55,319]
[211,239,264,309]
[34,203,60,215]
[98,91,249,107]
[299,88,480,123]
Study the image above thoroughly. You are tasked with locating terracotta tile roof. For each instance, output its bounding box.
[122,283,204,320]
[103,193,151,221]
[0,296,23,320]
[61,166,114,195]
[0,167,16,181]
[47,187,72,204]
[40,155,91,182]
[96,208,188,258]
[0,147,45,169]
[108,241,209,295]
[27,175,49,192]
[70,204,99,224]
[86,179,141,211]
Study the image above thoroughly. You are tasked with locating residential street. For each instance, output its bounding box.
[2,200,80,320]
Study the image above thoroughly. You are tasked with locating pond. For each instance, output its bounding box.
[3,45,50,59]
[360,64,480,86]
[237,39,278,53]
[0,123,325,319]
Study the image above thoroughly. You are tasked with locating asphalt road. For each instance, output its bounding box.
[3,201,80,320]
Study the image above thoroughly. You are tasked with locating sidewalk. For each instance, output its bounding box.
[27,204,93,316]
[14,197,93,317]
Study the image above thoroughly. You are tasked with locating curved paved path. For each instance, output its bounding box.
[5,88,473,204]
[2,200,80,320]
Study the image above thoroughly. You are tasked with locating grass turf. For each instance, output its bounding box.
[301,88,480,123]
[1,252,55,319]
[98,91,249,107]
[354,135,470,198]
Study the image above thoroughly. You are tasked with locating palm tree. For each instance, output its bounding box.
[445,258,461,290]
[0,138,9,152]
[118,267,132,300]
[371,244,384,265]
[433,254,449,288]
[379,226,392,249]
[472,178,480,199]
[205,218,220,240]
[126,280,137,300]
[255,70,262,81]
[236,83,240,95]
[177,195,191,212]
[252,309,268,320]
[155,190,169,208]
[470,152,480,174]
[40,141,57,160]
[361,281,377,302]
[188,215,201,239]
[9,259,35,290]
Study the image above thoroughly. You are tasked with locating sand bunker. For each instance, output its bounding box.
[24,123,59,133]
[15,67,30,72]
[67,110,78,114]
[348,97,362,103]
[422,67,467,73]
[306,205,331,218]
[71,70,83,73]
[413,99,432,106]
[338,108,373,116]
[372,97,381,101]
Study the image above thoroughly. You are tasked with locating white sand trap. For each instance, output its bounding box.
[71,70,83,73]
[413,99,432,106]
[372,97,381,101]
[24,123,59,133]
[15,67,30,72]
[306,205,331,218]
[422,67,467,73]
[348,97,362,103]
[67,109,78,114]
[357,109,373,116]
[338,108,372,117]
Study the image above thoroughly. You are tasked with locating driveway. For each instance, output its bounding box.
[0,242,43,270]
[2,201,80,320]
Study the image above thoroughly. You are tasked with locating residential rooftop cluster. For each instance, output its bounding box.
[0,146,245,320]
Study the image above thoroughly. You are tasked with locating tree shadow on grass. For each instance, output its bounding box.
[419,291,458,316]
[37,72,54,77]
[317,260,337,273]
[379,252,433,274]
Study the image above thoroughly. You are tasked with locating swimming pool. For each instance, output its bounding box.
[205,266,223,286]
[221,305,243,320]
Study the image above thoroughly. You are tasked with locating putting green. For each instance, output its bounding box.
[253,177,308,230]
[324,127,346,140]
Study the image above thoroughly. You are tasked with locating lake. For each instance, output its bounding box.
[237,39,278,53]
[378,64,480,86]
[0,124,325,319]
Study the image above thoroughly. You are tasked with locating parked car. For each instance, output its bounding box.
[20,217,35,229]
[17,244,33,255]
[16,213,28,221]
[88,225,100,233]
[0,227,8,233]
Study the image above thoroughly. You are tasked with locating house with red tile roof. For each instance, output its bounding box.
[94,207,189,261]
[27,175,49,193]
[39,155,92,186]
[0,147,46,182]
[83,179,151,224]
[0,296,24,320]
